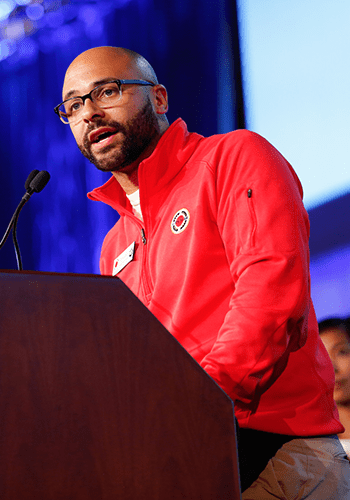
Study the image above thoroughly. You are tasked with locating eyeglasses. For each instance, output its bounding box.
[54,79,155,124]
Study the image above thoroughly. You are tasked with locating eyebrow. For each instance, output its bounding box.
[63,77,118,101]
[332,341,350,349]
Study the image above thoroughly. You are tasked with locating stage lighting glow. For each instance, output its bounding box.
[51,24,75,45]
[0,0,16,22]
[0,0,117,65]
[78,6,99,27]
[4,19,25,39]
[45,11,65,29]
[18,36,38,60]
[23,19,35,36]
[0,38,15,60]
[0,39,10,59]
[26,3,44,21]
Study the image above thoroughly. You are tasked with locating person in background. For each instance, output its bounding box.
[319,317,350,458]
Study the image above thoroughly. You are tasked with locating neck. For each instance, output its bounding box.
[112,121,169,195]
[112,167,139,195]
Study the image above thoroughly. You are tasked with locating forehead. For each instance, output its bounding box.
[321,327,349,350]
[63,50,138,99]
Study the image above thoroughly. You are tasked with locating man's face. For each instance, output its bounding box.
[62,50,162,173]
[321,327,350,405]
[77,96,160,172]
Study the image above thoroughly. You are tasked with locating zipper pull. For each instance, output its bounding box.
[141,228,147,245]
[247,188,252,198]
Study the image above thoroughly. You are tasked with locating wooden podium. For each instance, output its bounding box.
[0,271,241,499]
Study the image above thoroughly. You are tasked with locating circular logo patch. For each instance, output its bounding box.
[171,208,190,234]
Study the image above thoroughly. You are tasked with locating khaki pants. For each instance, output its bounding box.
[242,436,350,499]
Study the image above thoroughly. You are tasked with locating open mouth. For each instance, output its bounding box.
[94,130,116,143]
[89,126,118,145]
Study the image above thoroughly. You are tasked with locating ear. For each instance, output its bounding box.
[152,84,169,115]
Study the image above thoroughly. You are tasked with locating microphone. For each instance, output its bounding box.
[25,169,39,191]
[0,170,51,270]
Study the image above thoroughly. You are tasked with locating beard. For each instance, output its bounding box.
[78,97,161,172]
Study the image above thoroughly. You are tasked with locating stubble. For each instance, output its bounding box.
[78,97,160,172]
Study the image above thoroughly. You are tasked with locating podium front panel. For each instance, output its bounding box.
[0,271,240,499]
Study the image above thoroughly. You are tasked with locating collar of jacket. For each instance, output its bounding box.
[87,118,203,215]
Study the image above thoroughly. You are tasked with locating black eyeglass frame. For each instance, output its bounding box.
[54,79,156,123]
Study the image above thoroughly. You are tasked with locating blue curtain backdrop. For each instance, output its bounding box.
[0,0,245,273]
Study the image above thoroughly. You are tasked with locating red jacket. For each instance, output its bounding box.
[88,118,343,436]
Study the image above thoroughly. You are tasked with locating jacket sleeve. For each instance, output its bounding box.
[200,130,311,406]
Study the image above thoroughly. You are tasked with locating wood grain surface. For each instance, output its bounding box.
[0,270,240,499]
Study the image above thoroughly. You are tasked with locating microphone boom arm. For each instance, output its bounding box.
[0,170,50,270]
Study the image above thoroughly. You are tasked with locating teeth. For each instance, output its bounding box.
[96,131,113,143]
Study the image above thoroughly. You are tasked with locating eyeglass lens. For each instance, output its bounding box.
[59,82,122,123]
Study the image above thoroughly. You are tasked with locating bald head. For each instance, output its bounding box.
[61,46,169,180]
[63,46,159,99]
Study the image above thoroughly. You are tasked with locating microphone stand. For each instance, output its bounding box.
[11,192,33,271]
[0,170,50,270]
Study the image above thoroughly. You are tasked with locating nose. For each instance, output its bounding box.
[330,355,339,374]
[81,98,105,122]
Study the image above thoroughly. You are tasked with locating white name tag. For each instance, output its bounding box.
[113,241,136,276]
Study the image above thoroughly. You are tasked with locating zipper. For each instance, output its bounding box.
[140,226,152,301]
[246,187,257,247]
[123,211,152,302]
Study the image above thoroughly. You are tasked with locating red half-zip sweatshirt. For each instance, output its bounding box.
[88,118,343,436]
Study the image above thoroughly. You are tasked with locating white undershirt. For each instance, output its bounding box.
[126,189,143,221]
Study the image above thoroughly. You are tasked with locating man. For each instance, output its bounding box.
[56,46,350,498]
